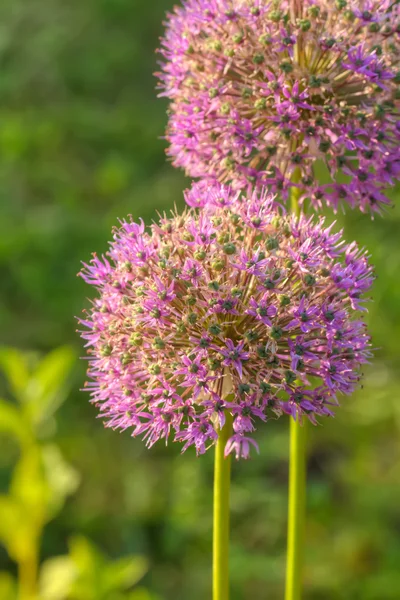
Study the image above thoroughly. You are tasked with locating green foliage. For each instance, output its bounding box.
[39,536,149,600]
[0,347,153,600]
[0,0,399,599]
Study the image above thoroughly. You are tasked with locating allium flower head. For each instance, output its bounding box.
[157,0,400,214]
[79,183,373,459]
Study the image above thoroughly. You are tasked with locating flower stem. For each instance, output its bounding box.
[285,417,307,600]
[213,412,233,600]
[285,176,307,600]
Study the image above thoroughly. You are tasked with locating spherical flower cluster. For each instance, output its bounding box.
[157,0,400,214]
[79,184,373,459]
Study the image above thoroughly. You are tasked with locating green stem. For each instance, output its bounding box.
[213,412,233,600]
[285,175,307,600]
[285,417,307,600]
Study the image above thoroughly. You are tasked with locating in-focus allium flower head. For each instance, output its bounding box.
[157,0,400,214]
[79,183,374,459]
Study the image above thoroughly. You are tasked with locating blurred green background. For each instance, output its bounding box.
[0,1,400,598]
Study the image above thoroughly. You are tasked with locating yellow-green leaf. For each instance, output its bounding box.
[0,348,29,402]
[39,556,77,600]
[25,346,76,426]
[0,398,31,445]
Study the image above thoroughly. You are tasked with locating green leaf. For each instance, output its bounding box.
[41,445,80,519]
[10,448,48,522]
[127,589,160,600]
[0,495,36,562]
[39,556,77,600]
[104,555,148,592]
[0,348,30,402]
[0,571,17,600]
[0,398,31,445]
[67,536,148,598]
[25,346,75,425]
[10,443,79,524]
[68,536,106,599]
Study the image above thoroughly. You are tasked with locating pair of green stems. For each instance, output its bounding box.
[212,187,306,600]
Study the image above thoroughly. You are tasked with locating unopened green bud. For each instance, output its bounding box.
[308,5,320,17]
[212,259,225,271]
[199,337,210,349]
[254,98,267,110]
[187,312,198,325]
[270,326,283,340]
[251,216,262,227]
[266,236,279,251]
[223,242,236,255]
[233,32,243,43]
[221,102,231,115]
[253,53,264,64]
[259,33,272,45]
[239,383,251,394]
[209,323,222,335]
[153,337,165,350]
[269,10,282,22]
[130,333,143,347]
[245,329,259,343]
[299,19,311,31]
[260,381,272,393]
[304,274,316,286]
[217,232,229,243]
[223,157,235,170]
[194,250,206,261]
[280,61,293,73]
[149,364,161,375]
[211,40,222,52]
[241,87,252,99]
[121,353,131,366]
[285,370,296,385]
[101,343,113,357]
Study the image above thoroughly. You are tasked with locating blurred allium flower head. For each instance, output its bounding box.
[157,0,400,214]
[79,183,373,459]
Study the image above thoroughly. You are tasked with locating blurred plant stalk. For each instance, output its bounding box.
[18,538,38,600]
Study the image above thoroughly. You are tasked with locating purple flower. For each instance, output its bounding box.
[220,340,250,379]
[157,0,400,214]
[224,435,259,460]
[79,183,374,459]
